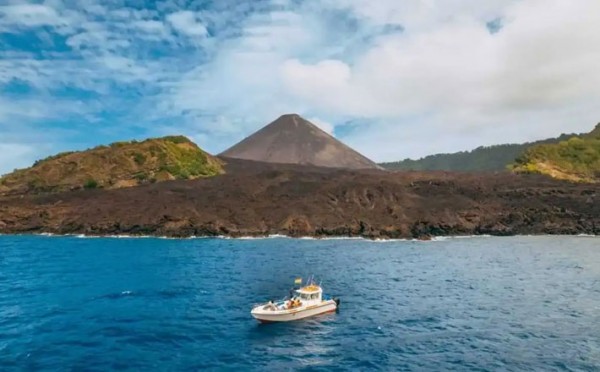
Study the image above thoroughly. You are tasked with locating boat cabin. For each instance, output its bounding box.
[259,283,327,312]
[294,284,323,303]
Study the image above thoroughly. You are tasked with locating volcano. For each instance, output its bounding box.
[220,114,380,170]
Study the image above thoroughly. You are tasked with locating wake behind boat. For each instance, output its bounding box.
[251,278,339,323]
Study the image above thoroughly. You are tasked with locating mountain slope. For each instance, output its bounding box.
[221,114,381,170]
[586,123,600,138]
[511,124,600,183]
[0,136,223,195]
[380,134,576,172]
[1,160,598,238]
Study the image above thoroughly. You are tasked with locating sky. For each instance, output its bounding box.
[1,0,600,174]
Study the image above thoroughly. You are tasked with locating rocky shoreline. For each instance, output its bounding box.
[1,160,598,240]
[5,232,597,242]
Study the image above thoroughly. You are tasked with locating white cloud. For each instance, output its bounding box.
[0,144,38,175]
[271,0,600,159]
[0,96,89,123]
[1,0,600,170]
[0,4,65,28]
[0,96,91,174]
[282,0,600,117]
[133,20,167,34]
[308,117,335,135]
[166,11,208,37]
[153,0,597,161]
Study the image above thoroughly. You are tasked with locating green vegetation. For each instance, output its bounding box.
[158,140,222,179]
[380,134,575,172]
[380,123,600,183]
[132,152,146,165]
[110,141,131,148]
[163,135,192,144]
[32,151,76,167]
[0,135,224,195]
[511,134,600,182]
[586,123,600,138]
[133,171,148,181]
[84,179,99,189]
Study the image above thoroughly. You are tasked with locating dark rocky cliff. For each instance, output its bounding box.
[1,159,598,239]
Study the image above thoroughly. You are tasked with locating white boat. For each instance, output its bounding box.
[251,281,339,323]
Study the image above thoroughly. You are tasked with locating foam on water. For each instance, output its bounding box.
[24,232,598,243]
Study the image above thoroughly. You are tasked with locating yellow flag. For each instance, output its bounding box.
[294,278,302,285]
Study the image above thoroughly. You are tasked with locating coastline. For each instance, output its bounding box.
[1,164,598,241]
[1,231,597,242]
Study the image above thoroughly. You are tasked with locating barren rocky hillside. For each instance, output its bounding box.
[1,159,597,239]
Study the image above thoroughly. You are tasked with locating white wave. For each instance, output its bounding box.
[268,234,289,239]
[216,234,288,240]
[430,236,449,242]
[17,231,598,241]
[368,238,413,243]
[113,234,151,239]
[452,234,492,239]
[430,235,492,241]
[303,236,366,241]
[79,234,157,239]
[73,234,102,239]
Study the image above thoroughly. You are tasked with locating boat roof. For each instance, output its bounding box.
[296,284,322,294]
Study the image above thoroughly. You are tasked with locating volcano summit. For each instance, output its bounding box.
[220,114,381,170]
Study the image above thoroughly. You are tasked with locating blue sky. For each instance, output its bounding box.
[1,0,599,174]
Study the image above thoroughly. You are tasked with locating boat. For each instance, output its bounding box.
[251,279,340,323]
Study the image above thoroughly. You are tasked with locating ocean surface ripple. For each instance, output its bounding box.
[1,235,599,371]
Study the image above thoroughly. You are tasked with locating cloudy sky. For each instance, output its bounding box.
[1,0,599,174]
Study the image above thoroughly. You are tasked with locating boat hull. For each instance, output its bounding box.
[251,300,337,323]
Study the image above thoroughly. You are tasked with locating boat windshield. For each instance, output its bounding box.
[297,292,320,300]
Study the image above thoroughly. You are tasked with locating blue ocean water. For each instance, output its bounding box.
[1,235,599,371]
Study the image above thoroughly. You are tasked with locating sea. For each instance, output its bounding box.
[1,234,599,371]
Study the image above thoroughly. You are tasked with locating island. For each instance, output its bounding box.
[0,115,598,239]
